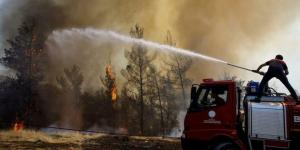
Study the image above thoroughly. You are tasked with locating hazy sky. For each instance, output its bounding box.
[1,0,300,94]
[0,0,5,73]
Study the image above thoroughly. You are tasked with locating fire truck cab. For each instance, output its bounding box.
[181,79,300,150]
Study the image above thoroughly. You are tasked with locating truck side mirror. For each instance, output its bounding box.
[191,86,197,100]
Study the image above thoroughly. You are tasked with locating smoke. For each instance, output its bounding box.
[172,1,300,80]
[1,0,300,78]
[2,0,300,82]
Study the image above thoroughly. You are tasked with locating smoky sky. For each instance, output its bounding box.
[1,0,300,92]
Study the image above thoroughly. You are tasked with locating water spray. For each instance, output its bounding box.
[52,28,227,64]
[50,28,264,75]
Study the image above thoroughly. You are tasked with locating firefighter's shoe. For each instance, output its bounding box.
[252,97,261,103]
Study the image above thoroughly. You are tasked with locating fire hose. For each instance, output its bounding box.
[227,63,265,75]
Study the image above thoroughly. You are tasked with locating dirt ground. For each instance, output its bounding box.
[0,130,181,150]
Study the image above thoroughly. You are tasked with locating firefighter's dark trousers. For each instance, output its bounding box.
[258,71,298,99]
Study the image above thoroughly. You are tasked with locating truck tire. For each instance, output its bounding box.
[213,142,238,150]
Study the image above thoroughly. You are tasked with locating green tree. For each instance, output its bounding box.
[160,72,179,134]
[56,65,83,129]
[2,21,44,83]
[147,66,166,136]
[0,20,45,126]
[121,24,156,135]
[164,31,193,108]
[118,86,140,134]
[56,65,83,103]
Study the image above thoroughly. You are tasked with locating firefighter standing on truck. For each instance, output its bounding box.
[253,54,298,102]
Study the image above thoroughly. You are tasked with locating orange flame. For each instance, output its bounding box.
[13,121,24,132]
[112,86,117,102]
[104,64,117,102]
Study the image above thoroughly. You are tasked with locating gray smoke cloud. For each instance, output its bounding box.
[174,1,300,80]
[1,0,300,92]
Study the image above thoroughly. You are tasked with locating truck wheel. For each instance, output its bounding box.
[213,142,237,150]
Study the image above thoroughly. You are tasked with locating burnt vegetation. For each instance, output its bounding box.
[0,22,193,136]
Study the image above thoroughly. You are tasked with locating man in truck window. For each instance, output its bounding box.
[210,89,226,106]
[254,54,298,102]
[211,92,226,106]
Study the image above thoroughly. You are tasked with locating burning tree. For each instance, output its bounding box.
[100,63,118,102]
[121,24,156,135]
[99,62,118,129]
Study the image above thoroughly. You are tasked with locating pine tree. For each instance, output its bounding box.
[56,65,83,103]
[164,31,193,108]
[121,24,156,135]
[146,65,167,136]
[0,20,45,126]
[161,72,179,134]
[2,21,44,83]
[56,65,83,129]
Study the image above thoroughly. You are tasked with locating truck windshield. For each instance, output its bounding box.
[189,86,228,111]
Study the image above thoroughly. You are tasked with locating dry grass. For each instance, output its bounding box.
[0,130,104,144]
[0,130,181,150]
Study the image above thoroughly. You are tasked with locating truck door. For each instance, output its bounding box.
[187,84,237,140]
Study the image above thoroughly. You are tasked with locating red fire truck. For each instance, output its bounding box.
[181,79,300,150]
